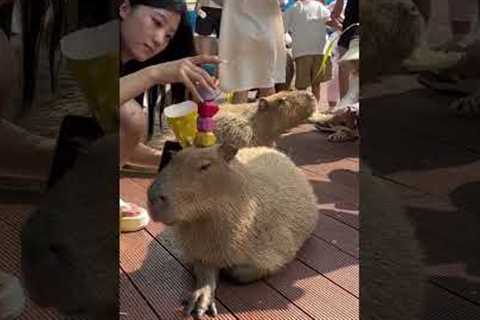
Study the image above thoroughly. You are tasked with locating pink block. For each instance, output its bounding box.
[197,117,215,132]
[198,101,219,118]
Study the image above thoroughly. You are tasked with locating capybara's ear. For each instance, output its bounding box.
[258,98,270,112]
[218,143,238,163]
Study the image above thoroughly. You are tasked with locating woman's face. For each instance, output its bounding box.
[120,3,181,62]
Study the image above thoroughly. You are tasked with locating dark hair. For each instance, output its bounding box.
[121,9,195,139]
[121,9,196,104]
[129,0,187,15]
[19,0,61,116]
[18,0,117,118]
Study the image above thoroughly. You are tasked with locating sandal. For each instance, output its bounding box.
[327,126,359,143]
[120,198,150,233]
[450,92,480,117]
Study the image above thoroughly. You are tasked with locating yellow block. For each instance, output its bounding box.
[195,132,217,147]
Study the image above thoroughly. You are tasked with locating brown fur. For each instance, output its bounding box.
[214,90,316,149]
[148,145,318,279]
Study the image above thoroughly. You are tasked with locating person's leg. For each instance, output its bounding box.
[327,54,339,108]
[311,58,321,105]
[0,30,54,180]
[119,100,152,232]
[128,143,162,168]
[337,46,350,99]
[194,7,218,55]
[311,54,331,107]
[119,100,144,168]
[119,99,161,169]
[311,83,321,105]
[275,51,294,92]
[294,55,312,91]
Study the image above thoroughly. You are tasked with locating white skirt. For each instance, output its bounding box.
[218,0,286,92]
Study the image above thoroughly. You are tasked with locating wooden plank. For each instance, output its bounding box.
[120,182,327,319]
[367,177,480,304]
[216,281,313,320]
[121,170,360,319]
[301,159,359,189]
[267,259,359,320]
[120,140,361,320]
[119,269,159,320]
[386,160,480,201]
[313,214,358,259]
[121,226,315,320]
[0,220,62,319]
[120,230,237,320]
[317,199,358,230]
[278,124,359,168]
[422,283,480,320]
[297,236,359,297]
[0,204,34,228]
[304,170,358,207]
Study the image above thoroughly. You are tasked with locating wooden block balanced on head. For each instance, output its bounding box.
[195,64,221,148]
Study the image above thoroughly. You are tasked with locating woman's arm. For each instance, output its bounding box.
[120,55,222,106]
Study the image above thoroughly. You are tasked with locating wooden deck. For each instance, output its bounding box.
[119,123,360,320]
[1,117,479,318]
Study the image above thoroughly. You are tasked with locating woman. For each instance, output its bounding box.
[218,0,286,104]
[118,0,221,232]
[0,0,220,232]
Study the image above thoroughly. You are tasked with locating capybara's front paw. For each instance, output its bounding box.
[183,286,218,319]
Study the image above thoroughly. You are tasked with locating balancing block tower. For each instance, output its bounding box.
[195,64,220,147]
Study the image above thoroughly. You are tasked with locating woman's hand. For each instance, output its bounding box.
[120,55,223,106]
[151,55,223,102]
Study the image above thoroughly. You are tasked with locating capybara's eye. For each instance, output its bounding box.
[200,162,211,171]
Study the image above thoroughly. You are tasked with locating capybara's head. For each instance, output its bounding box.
[255,90,316,132]
[148,143,240,225]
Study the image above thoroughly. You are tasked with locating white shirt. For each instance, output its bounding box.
[283,0,330,58]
